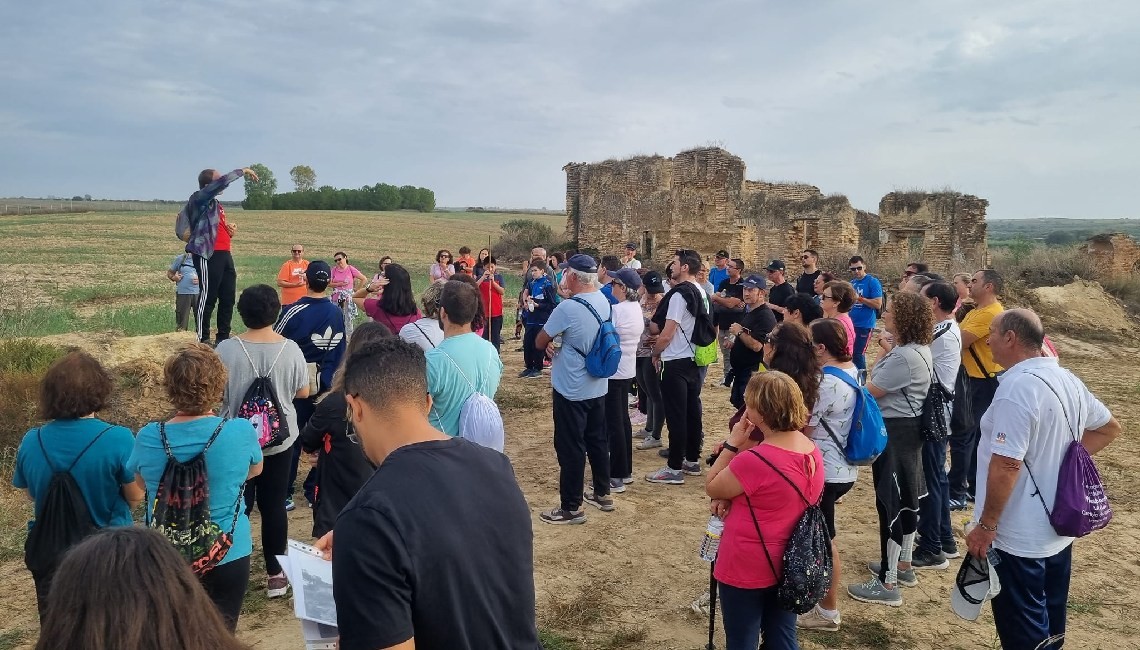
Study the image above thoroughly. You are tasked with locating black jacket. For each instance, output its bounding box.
[298,390,376,538]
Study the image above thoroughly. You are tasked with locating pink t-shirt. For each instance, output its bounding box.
[837,313,856,357]
[330,265,363,294]
[714,444,824,590]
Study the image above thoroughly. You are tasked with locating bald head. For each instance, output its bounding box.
[995,308,1045,351]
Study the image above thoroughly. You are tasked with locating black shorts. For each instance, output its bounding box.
[820,482,854,540]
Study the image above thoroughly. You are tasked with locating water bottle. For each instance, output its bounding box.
[699,516,725,562]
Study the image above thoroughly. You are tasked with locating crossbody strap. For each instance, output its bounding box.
[1020,372,1082,521]
[413,322,436,348]
[818,419,845,452]
[439,349,480,396]
[968,344,997,381]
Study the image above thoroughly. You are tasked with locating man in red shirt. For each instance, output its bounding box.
[478,257,506,352]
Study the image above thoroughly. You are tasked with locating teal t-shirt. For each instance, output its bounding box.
[425,333,503,436]
[13,418,136,530]
[128,417,262,566]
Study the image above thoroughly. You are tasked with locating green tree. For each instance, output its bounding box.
[290,165,317,192]
[242,163,277,210]
[1007,235,1034,264]
[1044,230,1075,246]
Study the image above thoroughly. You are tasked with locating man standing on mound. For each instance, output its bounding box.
[536,254,614,524]
[319,338,539,650]
[177,166,257,344]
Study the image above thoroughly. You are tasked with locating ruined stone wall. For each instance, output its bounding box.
[562,163,584,239]
[667,149,747,264]
[1082,234,1140,276]
[743,181,822,202]
[877,192,988,271]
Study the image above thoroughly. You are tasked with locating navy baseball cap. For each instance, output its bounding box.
[642,271,665,294]
[610,268,642,290]
[560,254,598,273]
[741,274,768,290]
[766,259,786,272]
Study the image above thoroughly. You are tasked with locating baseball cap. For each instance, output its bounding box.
[642,271,665,294]
[559,253,598,273]
[950,553,1001,621]
[306,260,332,288]
[624,242,637,251]
[741,274,768,290]
[766,259,786,272]
[610,268,642,291]
[714,249,729,259]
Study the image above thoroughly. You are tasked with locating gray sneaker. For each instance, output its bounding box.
[847,576,902,607]
[608,478,627,494]
[682,461,702,476]
[645,467,685,485]
[583,489,615,511]
[866,561,918,587]
[539,508,586,525]
[911,548,950,570]
[638,436,662,450]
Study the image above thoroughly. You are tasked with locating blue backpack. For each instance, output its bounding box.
[569,296,622,378]
[819,367,887,466]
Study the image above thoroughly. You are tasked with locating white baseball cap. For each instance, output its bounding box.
[951,553,1001,621]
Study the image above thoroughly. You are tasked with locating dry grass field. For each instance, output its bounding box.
[1,210,1139,649]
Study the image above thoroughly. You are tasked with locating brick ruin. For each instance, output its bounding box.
[1081,233,1140,276]
[564,147,989,273]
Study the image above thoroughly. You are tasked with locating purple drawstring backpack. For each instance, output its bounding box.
[1023,373,1112,538]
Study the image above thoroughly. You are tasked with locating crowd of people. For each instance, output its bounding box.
[11,166,1124,649]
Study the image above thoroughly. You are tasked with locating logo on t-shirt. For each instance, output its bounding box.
[995,431,1007,444]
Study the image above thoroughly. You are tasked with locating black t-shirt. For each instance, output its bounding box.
[768,282,795,321]
[333,438,540,650]
[730,305,777,371]
[796,270,820,295]
[715,278,746,330]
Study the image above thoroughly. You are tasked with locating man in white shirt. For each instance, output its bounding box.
[965,308,1120,650]
[913,281,963,568]
[621,242,642,269]
[645,249,707,485]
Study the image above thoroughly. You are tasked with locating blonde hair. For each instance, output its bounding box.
[744,370,809,432]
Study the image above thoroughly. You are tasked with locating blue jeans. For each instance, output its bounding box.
[852,327,872,370]
[991,545,1072,650]
[718,583,798,650]
[917,439,954,554]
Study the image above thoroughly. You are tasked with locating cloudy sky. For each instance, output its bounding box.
[3,0,1137,218]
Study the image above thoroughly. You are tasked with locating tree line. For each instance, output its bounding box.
[241,163,435,212]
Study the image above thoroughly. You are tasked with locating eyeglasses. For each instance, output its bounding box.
[822,294,836,301]
[726,264,738,270]
[335,258,346,262]
[344,404,360,444]
[801,255,811,260]
[849,266,863,272]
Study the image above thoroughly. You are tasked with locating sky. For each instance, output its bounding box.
[2,0,1138,218]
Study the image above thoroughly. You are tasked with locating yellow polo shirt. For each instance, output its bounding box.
[961,300,1004,378]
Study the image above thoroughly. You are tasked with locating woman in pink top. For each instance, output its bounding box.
[330,252,366,296]
[707,371,824,650]
[429,249,455,283]
[821,280,857,358]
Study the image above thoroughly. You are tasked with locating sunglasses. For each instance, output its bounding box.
[335,258,346,262]
[903,270,915,277]
[801,255,811,260]
[849,266,864,272]
[292,249,303,253]
[822,294,836,301]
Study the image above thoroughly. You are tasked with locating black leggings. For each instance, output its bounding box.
[605,378,633,480]
[249,449,291,576]
[200,554,251,632]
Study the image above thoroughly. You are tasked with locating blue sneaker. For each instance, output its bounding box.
[285,497,296,512]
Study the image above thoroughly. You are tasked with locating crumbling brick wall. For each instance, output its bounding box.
[566,148,987,274]
[877,192,988,271]
[1082,233,1140,276]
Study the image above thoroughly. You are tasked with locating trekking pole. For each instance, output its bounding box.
[707,559,718,650]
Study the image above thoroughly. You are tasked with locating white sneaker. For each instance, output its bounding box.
[796,604,840,631]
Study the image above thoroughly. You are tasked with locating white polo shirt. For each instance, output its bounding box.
[975,356,1111,558]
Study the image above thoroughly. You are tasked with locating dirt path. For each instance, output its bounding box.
[2,335,1139,649]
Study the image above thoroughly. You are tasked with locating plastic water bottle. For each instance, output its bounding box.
[699,516,725,562]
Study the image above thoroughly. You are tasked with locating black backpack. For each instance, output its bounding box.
[742,449,832,614]
[660,282,717,346]
[148,420,243,575]
[24,426,113,577]
[234,339,289,449]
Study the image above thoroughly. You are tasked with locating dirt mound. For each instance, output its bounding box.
[37,331,199,367]
[1032,279,1139,340]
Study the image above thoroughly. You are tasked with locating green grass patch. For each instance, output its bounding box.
[538,629,581,650]
[0,628,28,650]
[0,340,66,449]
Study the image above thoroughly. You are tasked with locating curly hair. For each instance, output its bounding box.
[419,282,443,319]
[163,343,227,415]
[765,322,821,411]
[744,370,809,432]
[889,292,934,346]
[39,351,114,420]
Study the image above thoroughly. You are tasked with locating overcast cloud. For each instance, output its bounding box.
[2,0,1138,217]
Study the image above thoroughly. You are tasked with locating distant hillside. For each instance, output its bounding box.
[988,218,1140,246]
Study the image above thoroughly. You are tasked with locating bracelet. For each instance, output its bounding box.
[722,441,740,454]
[978,521,998,532]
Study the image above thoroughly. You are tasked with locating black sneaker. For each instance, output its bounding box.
[517,369,531,378]
[583,490,615,512]
[658,448,670,458]
[943,543,961,559]
[539,508,586,525]
[910,548,949,570]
